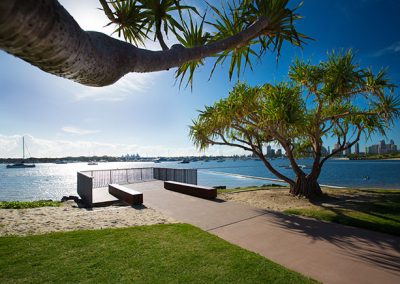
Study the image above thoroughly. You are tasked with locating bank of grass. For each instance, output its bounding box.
[0,200,60,209]
[218,184,286,194]
[284,188,400,236]
[219,186,400,235]
[0,224,316,284]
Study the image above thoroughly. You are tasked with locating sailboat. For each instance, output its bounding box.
[6,136,36,168]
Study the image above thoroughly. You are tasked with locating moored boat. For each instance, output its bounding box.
[6,136,36,168]
[7,162,35,168]
[180,158,190,164]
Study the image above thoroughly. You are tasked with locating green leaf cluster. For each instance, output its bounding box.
[190,81,306,151]
[107,0,198,47]
[103,0,307,88]
[206,0,308,81]
[289,50,400,143]
[191,50,399,170]
[175,13,210,89]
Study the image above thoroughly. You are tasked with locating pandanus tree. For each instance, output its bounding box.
[0,0,307,87]
[190,51,400,198]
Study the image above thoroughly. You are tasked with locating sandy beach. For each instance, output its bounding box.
[219,188,315,211]
[0,201,177,236]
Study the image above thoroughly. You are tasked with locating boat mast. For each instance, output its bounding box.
[22,136,25,160]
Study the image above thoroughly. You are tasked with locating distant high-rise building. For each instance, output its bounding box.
[333,143,340,150]
[276,149,282,157]
[367,139,397,155]
[367,144,379,154]
[327,146,331,155]
[389,139,397,153]
[355,143,359,155]
[266,145,273,157]
[378,140,386,154]
[266,145,275,158]
[333,143,342,156]
[344,143,351,156]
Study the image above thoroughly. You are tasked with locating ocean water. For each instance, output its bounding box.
[0,159,399,201]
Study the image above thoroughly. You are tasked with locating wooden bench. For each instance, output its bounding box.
[108,184,143,205]
[164,181,217,200]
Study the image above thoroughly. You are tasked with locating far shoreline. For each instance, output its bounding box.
[348,157,400,161]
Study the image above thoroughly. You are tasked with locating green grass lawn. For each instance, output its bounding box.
[284,189,400,236]
[0,200,60,209]
[0,224,316,283]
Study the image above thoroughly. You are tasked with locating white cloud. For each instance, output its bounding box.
[74,72,158,101]
[62,126,100,135]
[0,134,249,158]
[373,41,400,57]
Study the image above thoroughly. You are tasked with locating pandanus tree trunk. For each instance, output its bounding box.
[289,174,323,198]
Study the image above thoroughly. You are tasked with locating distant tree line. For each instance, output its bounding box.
[0,156,120,164]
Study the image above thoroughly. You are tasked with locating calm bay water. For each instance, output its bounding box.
[0,159,399,201]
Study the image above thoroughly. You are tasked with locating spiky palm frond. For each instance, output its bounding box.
[240,0,310,57]
[207,2,258,80]
[174,13,210,89]
[109,0,149,46]
[372,92,400,124]
[107,0,198,48]
[137,0,198,47]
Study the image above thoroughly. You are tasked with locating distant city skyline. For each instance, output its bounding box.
[330,139,399,157]
[1,0,399,158]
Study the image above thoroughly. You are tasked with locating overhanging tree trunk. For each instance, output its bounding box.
[0,0,270,87]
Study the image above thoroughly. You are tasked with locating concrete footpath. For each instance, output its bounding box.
[126,181,400,284]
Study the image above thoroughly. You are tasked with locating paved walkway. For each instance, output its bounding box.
[124,181,400,284]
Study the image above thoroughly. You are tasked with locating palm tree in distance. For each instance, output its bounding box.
[190,51,400,198]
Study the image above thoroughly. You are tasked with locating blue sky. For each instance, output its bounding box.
[0,0,399,158]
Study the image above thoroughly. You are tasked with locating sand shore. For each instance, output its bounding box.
[219,188,315,211]
[0,201,177,236]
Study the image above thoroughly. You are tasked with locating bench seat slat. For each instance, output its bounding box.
[164,181,216,200]
[108,184,143,205]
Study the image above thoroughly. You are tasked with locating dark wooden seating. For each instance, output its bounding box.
[164,181,217,200]
[108,184,143,205]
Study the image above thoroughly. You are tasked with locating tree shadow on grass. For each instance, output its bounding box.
[267,210,400,273]
[307,191,400,234]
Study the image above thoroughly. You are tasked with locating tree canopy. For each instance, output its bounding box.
[190,50,400,198]
[0,0,307,87]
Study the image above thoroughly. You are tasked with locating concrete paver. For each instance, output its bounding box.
[125,181,400,284]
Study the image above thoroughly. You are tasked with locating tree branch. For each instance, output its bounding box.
[321,122,335,136]
[285,142,306,177]
[0,0,271,86]
[320,126,362,167]
[155,19,169,51]
[322,111,378,123]
[209,130,294,186]
[214,134,253,152]
[99,0,115,22]
[256,150,295,186]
